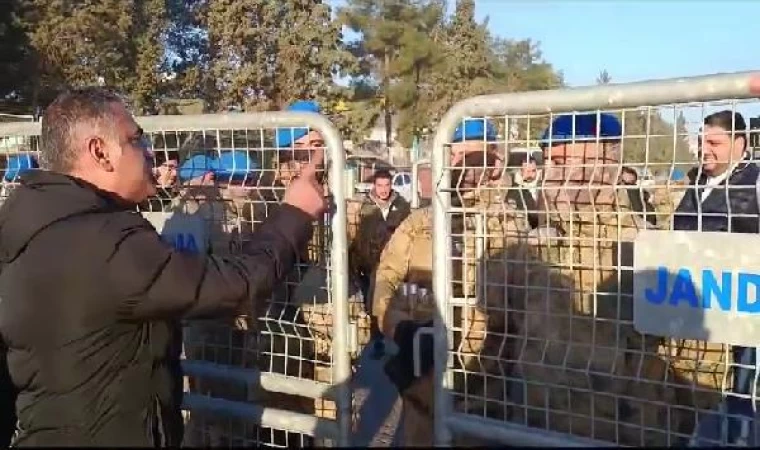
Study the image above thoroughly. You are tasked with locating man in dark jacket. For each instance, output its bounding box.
[672,110,759,445]
[0,87,326,447]
[349,168,411,358]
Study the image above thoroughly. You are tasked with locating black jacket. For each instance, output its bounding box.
[0,171,314,447]
[505,188,539,229]
[673,162,760,234]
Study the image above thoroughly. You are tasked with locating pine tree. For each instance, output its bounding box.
[596,69,612,85]
[205,0,353,112]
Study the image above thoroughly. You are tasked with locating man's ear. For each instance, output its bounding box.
[86,135,115,172]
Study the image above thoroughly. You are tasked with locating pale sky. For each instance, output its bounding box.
[327,0,760,128]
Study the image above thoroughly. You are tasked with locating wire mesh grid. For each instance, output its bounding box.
[433,99,760,447]
[183,409,313,448]
[0,120,350,446]
[147,126,339,446]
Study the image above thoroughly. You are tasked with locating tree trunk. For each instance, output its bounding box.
[383,50,392,153]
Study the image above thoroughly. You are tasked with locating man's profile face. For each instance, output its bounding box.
[106,103,156,202]
[278,130,324,186]
[373,176,392,201]
[699,124,746,176]
[521,160,538,183]
[620,168,638,186]
[450,141,501,191]
[539,140,619,219]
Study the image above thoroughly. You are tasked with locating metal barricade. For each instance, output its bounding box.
[428,71,760,447]
[0,112,354,447]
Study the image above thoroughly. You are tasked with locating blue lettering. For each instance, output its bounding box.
[737,273,760,314]
[645,266,670,305]
[643,267,760,314]
[164,233,200,254]
[668,268,699,308]
[702,270,732,311]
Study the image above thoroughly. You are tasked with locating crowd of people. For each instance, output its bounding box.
[0,85,758,447]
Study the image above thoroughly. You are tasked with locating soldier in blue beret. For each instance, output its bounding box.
[275,100,325,188]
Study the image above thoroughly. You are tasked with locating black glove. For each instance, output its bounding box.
[383,320,434,394]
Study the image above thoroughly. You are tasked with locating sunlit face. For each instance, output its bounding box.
[539,140,620,220]
[373,176,392,201]
[450,141,502,191]
[277,130,324,186]
[104,103,156,202]
[699,125,746,176]
[521,160,538,183]
[620,168,638,186]
[154,159,177,188]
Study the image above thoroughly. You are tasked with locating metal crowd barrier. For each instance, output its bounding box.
[0,111,353,447]
[428,71,760,447]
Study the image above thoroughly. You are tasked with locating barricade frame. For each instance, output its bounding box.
[0,112,353,446]
[430,71,760,447]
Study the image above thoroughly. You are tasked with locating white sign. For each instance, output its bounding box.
[634,230,760,346]
[142,211,209,255]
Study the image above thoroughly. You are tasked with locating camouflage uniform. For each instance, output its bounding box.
[499,186,726,446]
[372,187,530,446]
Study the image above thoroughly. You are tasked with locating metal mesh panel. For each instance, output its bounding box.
[429,72,760,447]
[0,112,353,447]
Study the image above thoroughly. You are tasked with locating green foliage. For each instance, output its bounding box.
[0,0,566,146]
[618,108,695,169]
[0,0,31,101]
[204,0,353,112]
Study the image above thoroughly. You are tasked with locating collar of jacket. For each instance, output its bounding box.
[0,170,138,263]
[692,157,755,186]
[367,190,397,209]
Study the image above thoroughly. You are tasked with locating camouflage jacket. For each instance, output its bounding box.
[500,187,724,445]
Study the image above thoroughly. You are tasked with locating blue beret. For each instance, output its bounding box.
[275,100,322,148]
[4,154,38,182]
[539,113,622,146]
[178,154,219,182]
[216,150,259,181]
[452,118,498,143]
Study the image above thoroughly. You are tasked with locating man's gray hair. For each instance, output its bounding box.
[39,87,125,173]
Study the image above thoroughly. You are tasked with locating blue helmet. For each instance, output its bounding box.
[216,150,259,181]
[275,100,322,148]
[452,118,498,143]
[538,113,622,147]
[178,154,219,182]
[4,153,38,182]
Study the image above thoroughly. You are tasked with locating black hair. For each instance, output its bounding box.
[704,110,747,150]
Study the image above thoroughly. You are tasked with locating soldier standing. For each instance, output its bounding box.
[272,100,371,438]
[497,112,726,446]
[372,117,528,446]
[349,168,411,359]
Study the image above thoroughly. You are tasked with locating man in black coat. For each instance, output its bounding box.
[672,110,759,445]
[0,87,326,447]
[673,110,759,233]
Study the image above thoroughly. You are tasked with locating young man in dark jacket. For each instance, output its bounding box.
[349,168,411,358]
[0,87,326,447]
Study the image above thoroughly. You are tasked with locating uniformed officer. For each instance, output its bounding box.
[273,100,370,436]
[498,112,725,446]
[372,117,528,446]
